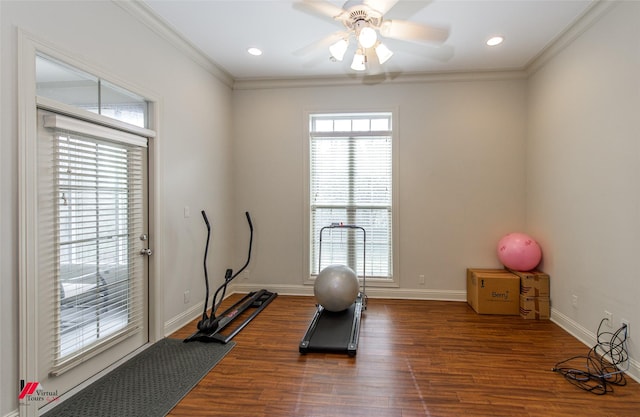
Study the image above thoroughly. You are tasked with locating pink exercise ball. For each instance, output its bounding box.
[497,232,542,271]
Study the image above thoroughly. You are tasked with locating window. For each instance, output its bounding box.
[36,53,148,128]
[309,112,394,280]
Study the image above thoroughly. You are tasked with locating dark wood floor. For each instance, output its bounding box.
[169,294,640,417]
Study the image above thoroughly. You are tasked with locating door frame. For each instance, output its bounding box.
[17,30,164,416]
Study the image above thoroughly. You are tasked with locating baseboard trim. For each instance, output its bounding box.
[229,283,466,302]
[163,303,204,337]
[551,308,639,384]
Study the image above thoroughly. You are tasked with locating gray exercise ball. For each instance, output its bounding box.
[314,264,359,312]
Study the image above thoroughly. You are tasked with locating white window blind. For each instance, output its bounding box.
[39,112,147,375]
[310,113,393,278]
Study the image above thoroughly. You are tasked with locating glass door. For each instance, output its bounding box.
[31,109,149,411]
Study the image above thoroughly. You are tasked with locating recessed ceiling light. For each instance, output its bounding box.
[247,47,262,56]
[486,36,504,47]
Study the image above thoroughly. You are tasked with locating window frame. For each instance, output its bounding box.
[18,32,164,411]
[303,109,400,288]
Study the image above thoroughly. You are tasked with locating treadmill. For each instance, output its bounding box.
[299,224,367,357]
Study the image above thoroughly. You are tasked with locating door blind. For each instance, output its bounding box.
[39,113,147,375]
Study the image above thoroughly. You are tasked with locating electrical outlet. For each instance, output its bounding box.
[604,310,613,327]
[184,290,190,304]
[621,319,630,338]
[243,269,250,280]
[571,294,578,308]
[419,274,425,285]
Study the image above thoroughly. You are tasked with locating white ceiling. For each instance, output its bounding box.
[141,0,596,81]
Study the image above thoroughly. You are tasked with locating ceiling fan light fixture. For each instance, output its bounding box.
[329,38,349,61]
[358,26,377,49]
[375,42,393,64]
[351,49,366,71]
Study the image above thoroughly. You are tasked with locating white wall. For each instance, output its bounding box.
[232,78,528,297]
[527,1,639,377]
[1,1,233,415]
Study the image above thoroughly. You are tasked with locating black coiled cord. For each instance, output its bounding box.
[553,318,629,395]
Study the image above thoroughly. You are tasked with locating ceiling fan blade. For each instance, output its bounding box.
[293,31,349,57]
[383,0,432,20]
[361,0,399,16]
[384,38,455,63]
[352,68,403,86]
[293,0,347,23]
[361,72,389,85]
[380,19,450,44]
[364,47,383,75]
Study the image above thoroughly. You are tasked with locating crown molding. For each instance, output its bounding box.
[233,69,528,91]
[113,0,234,88]
[526,0,618,76]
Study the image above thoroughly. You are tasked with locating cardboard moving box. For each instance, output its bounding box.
[520,295,550,320]
[509,269,550,297]
[466,269,520,315]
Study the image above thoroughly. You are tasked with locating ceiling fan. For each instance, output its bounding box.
[295,0,450,73]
